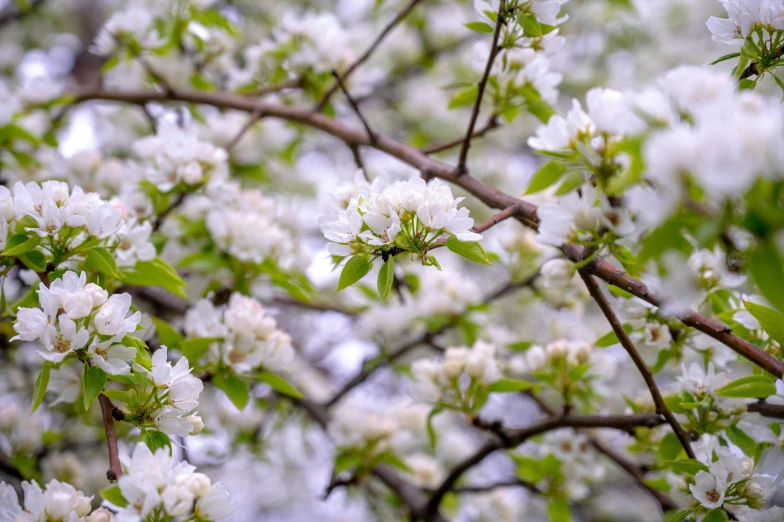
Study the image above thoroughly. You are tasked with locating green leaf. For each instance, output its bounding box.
[547,498,571,522]
[448,85,479,109]
[86,247,118,277]
[749,241,784,314]
[120,258,187,298]
[709,52,741,65]
[520,84,555,123]
[658,432,683,461]
[82,365,107,410]
[773,74,784,102]
[427,406,443,450]
[488,378,536,393]
[18,250,46,272]
[519,14,543,37]
[334,453,364,474]
[726,425,757,456]
[666,508,694,522]
[100,485,128,508]
[743,300,784,345]
[213,373,249,410]
[140,430,171,453]
[337,256,372,291]
[716,375,776,398]
[151,317,184,350]
[2,233,41,256]
[703,509,728,522]
[593,324,633,347]
[446,236,491,265]
[179,337,219,363]
[664,459,709,475]
[554,171,585,195]
[102,388,137,406]
[377,256,395,301]
[256,371,302,399]
[525,161,568,194]
[31,363,51,413]
[464,21,494,33]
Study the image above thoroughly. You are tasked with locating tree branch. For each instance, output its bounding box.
[331,69,376,145]
[316,0,426,110]
[748,400,784,419]
[70,87,784,378]
[425,413,665,514]
[578,271,696,460]
[455,4,504,175]
[422,115,499,155]
[98,394,123,482]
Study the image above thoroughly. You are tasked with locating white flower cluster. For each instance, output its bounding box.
[689,448,762,509]
[140,347,205,437]
[112,443,234,521]
[133,125,229,193]
[0,181,153,262]
[707,0,784,45]
[13,271,141,369]
[184,293,294,374]
[0,479,103,522]
[327,402,429,455]
[241,10,358,83]
[472,0,570,104]
[322,176,481,258]
[92,8,165,56]
[410,341,500,404]
[204,183,304,270]
[508,338,593,376]
[677,362,746,416]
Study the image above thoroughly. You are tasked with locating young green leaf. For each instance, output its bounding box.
[664,459,708,475]
[464,21,494,33]
[82,366,107,410]
[100,485,129,507]
[120,258,187,298]
[18,251,47,272]
[377,256,395,301]
[31,363,51,413]
[256,371,303,399]
[658,432,683,461]
[337,256,372,291]
[726,425,757,456]
[141,430,171,453]
[446,236,491,265]
[179,337,220,363]
[742,300,784,345]
[547,498,571,522]
[749,242,784,314]
[86,247,119,277]
[487,378,536,393]
[213,373,250,410]
[715,375,776,398]
[525,160,568,194]
[709,52,740,65]
[2,234,41,256]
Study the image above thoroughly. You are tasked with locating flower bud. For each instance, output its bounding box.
[180,161,204,185]
[443,347,468,379]
[741,458,754,476]
[84,283,108,308]
[187,414,205,436]
[62,290,93,320]
[87,508,114,522]
[546,339,569,361]
[744,481,766,509]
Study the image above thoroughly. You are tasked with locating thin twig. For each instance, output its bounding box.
[578,271,696,460]
[98,394,123,482]
[422,116,499,155]
[349,144,370,181]
[331,70,376,145]
[455,2,505,176]
[153,193,186,232]
[225,107,265,151]
[315,0,426,110]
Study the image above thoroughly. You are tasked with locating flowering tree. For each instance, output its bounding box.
[0,0,784,520]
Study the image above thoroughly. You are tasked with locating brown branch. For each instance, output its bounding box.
[578,271,696,460]
[98,394,123,482]
[422,115,499,155]
[428,204,521,250]
[70,87,784,378]
[444,478,541,494]
[316,0,426,110]
[153,192,186,232]
[748,400,784,419]
[331,70,376,145]
[425,413,665,515]
[455,3,505,176]
[224,108,265,151]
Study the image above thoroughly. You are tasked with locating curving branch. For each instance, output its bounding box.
[579,271,696,460]
[748,400,784,419]
[425,413,665,515]
[98,394,123,482]
[69,87,784,378]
